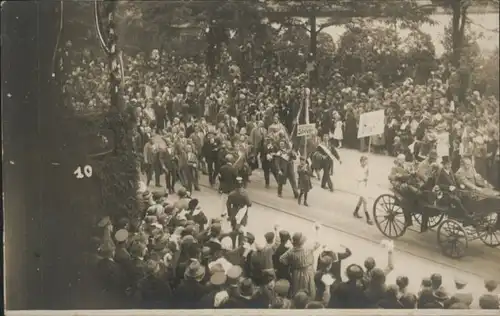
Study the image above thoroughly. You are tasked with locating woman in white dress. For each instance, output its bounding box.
[333,118,344,148]
[353,155,373,225]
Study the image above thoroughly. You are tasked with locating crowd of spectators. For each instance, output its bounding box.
[93,185,499,309]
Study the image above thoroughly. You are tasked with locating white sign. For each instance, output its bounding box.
[357,110,385,138]
[297,123,316,137]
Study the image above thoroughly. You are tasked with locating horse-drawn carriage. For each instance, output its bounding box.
[372,184,500,258]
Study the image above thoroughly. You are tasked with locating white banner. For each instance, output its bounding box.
[297,123,316,137]
[357,110,385,138]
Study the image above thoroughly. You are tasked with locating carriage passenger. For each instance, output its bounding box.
[416,150,438,185]
[455,157,496,192]
[388,154,420,228]
[388,155,420,195]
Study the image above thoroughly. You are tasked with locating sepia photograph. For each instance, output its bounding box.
[2,0,500,314]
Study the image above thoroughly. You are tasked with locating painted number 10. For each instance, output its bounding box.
[74,165,93,179]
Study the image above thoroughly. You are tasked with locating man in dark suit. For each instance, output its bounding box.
[436,156,458,188]
[159,138,178,193]
[96,244,127,297]
[260,136,278,188]
[153,98,167,134]
[435,156,470,221]
[274,140,299,198]
[202,132,219,186]
[143,138,159,187]
[317,140,341,192]
[218,154,238,195]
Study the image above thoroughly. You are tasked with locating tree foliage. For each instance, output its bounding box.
[336,20,437,86]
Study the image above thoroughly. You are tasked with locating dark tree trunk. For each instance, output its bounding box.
[309,15,318,88]
[451,1,470,104]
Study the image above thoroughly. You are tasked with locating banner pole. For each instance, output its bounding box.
[304,87,310,158]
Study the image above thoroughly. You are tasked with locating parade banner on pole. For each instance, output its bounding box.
[357,109,385,138]
[297,123,316,137]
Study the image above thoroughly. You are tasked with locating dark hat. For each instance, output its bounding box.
[400,293,417,309]
[181,235,196,246]
[430,273,442,283]
[188,198,199,210]
[184,259,205,281]
[479,293,500,309]
[371,268,386,282]
[484,279,498,291]
[396,275,409,288]
[421,277,432,287]
[210,272,227,286]
[318,254,334,269]
[264,231,275,242]
[275,279,290,297]
[293,291,310,309]
[238,278,255,297]
[279,230,291,242]
[441,156,450,164]
[210,223,222,235]
[164,205,175,214]
[226,265,243,286]
[364,257,376,270]
[346,264,364,280]
[117,217,130,229]
[243,231,255,243]
[182,224,195,236]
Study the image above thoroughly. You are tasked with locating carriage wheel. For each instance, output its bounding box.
[372,194,407,239]
[413,213,446,229]
[437,219,468,259]
[477,212,500,248]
